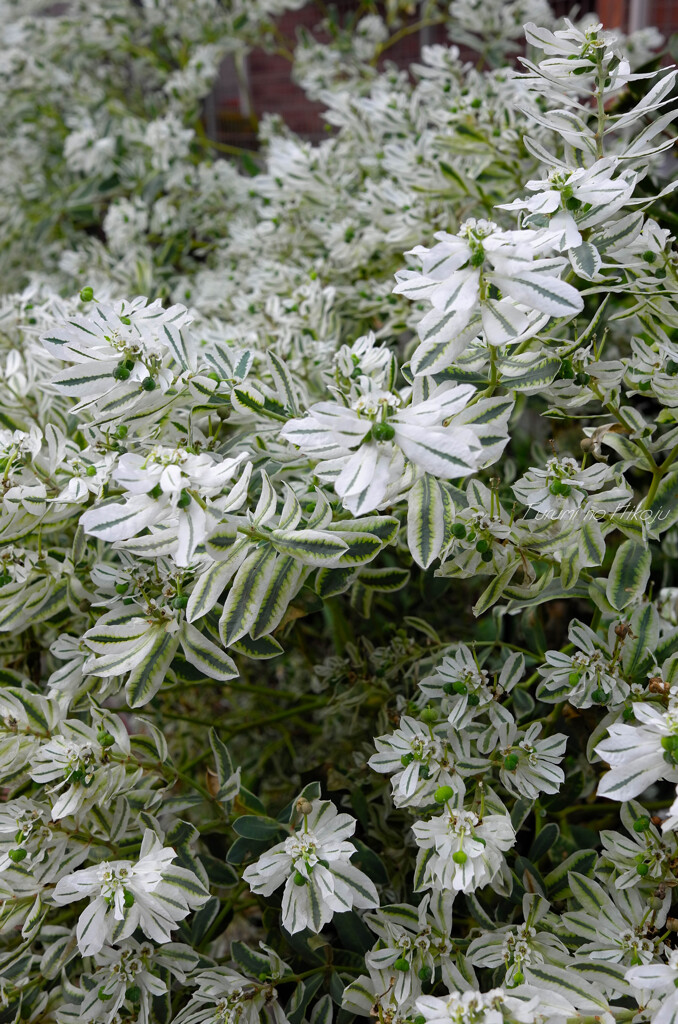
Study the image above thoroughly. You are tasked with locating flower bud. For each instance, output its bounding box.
[296,798,314,816]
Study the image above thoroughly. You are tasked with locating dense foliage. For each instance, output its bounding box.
[1,1,678,1022]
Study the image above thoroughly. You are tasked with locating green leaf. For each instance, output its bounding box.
[544,849,597,901]
[231,384,287,421]
[219,546,278,646]
[325,530,384,567]
[315,566,357,598]
[472,559,521,615]
[232,941,272,978]
[623,602,659,680]
[181,623,238,681]
[226,835,270,865]
[250,556,305,639]
[359,567,410,592]
[605,540,651,611]
[232,815,286,840]
[187,551,250,623]
[270,529,347,566]
[125,630,180,708]
[407,475,449,569]
[230,634,284,659]
[568,872,607,916]
[528,822,559,862]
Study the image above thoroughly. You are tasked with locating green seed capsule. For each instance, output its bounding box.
[113,365,130,380]
[115,582,129,594]
[591,688,609,704]
[372,422,396,442]
[636,862,649,876]
[633,816,651,833]
[467,693,480,706]
[475,539,489,553]
[452,850,467,864]
[418,966,432,982]
[115,424,128,439]
[8,848,27,862]
[80,287,94,302]
[434,785,455,804]
[394,958,410,972]
[568,671,581,685]
[503,753,519,771]
[453,680,468,695]
[85,465,97,477]
[293,871,306,886]
[173,595,189,610]
[177,490,192,508]
[126,985,141,1002]
[141,377,157,391]
[480,550,493,563]
[123,888,135,907]
[97,730,115,748]
[401,753,415,767]
[512,970,525,986]
[451,523,466,539]
[420,707,438,724]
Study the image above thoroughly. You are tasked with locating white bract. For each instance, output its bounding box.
[52,830,209,955]
[242,800,378,934]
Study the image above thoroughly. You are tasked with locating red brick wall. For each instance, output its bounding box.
[216,1,673,147]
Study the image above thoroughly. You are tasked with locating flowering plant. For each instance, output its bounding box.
[0,1,678,1023]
